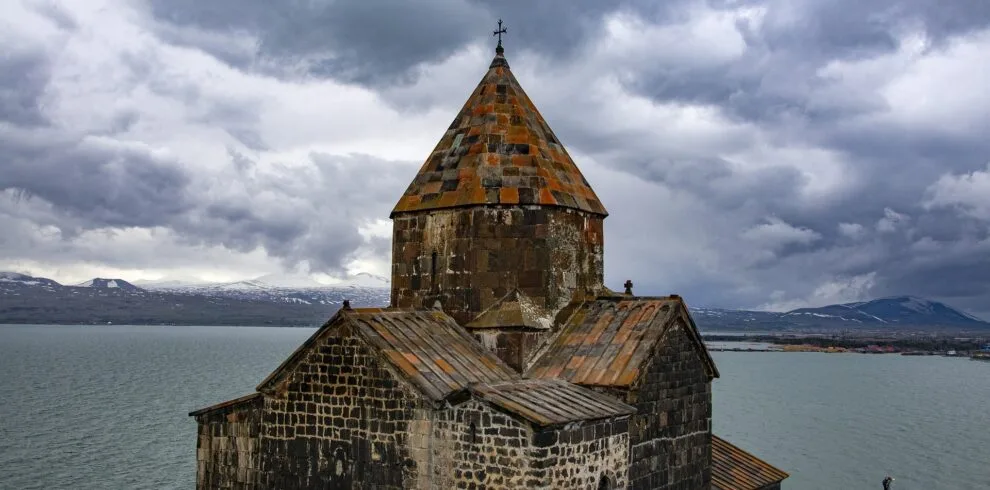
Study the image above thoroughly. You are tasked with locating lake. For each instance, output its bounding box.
[0,325,986,489]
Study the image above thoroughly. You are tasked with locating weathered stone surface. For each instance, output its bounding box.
[528,419,630,489]
[624,321,713,490]
[431,399,531,487]
[433,399,630,489]
[193,395,263,490]
[257,330,429,489]
[391,206,604,325]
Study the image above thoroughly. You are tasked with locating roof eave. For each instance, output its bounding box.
[390,201,608,220]
[188,392,263,417]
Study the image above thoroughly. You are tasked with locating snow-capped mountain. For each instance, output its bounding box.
[331,272,390,288]
[132,278,211,288]
[4,270,984,330]
[141,272,390,307]
[74,278,143,291]
[690,296,989,331]
[786,296,985,326]
[0,271,63,291]
[0,271,352,326]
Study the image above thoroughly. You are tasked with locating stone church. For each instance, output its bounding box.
[190,39,788,490]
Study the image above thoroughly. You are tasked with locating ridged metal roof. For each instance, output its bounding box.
[712,435,789,490]
[467,378,635,427]
[391,51,606,218]
[257,308,516,401]
[527,296,718,387]
[350,309,516,400]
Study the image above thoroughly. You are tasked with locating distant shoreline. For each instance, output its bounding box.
[0,323,320,328]
[708,345,976,356]
[704,333,990,358]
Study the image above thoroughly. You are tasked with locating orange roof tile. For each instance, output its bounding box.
[712,435,789,490]
[390,51,607,218]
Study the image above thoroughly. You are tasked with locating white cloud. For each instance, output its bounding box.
[924,162,990,220]
[876,207,909,233]
[741,217,821,249]
[819,28,990,137]
[838,222,865,239]
[757,272,877,311]
[598,4,759,70]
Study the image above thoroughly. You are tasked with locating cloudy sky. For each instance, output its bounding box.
[2,0,990,316]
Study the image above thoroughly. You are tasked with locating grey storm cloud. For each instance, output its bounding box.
[0,29,409,275]
[531,0,990,314]
[0,46,52,127]
[146,0,689,84]
[3,0,990,316]
[147,0,487,85]
[0,35,188,232]
[0,132,192,231]
[166,151,412,275]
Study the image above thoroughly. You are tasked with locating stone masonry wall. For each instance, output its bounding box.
[431,399,532,487]
[194,396,264,490]
[258,330,433,489]
[432,399,632,489]
[529,418,631,489]
[626,322,712,490]
[391,206,604,325]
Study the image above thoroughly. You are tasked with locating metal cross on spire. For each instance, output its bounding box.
[493,19,507,54]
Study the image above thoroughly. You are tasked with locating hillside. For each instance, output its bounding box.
[0,272,389,326]
[3,272,986,330]
[692,296,990,332]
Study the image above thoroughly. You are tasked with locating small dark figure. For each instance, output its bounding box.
[624,279,634,295]
[882,476,894,490]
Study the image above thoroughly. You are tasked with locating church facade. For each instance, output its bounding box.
[191,42,788,490]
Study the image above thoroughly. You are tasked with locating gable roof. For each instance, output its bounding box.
[465,288,553,330]
[390,50,606,218]
[712,435,789,490]
[257,308,516,401]
[462,378,635,427]
[526,296,718,387]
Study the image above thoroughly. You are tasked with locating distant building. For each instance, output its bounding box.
[191,39,788,490]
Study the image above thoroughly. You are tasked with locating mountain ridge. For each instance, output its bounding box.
[74,278,142,291]
[0,271,389,326]
[2,271,986,330]
[692,295,988,331]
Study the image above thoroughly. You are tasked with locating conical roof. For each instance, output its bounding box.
[391,50,607,218]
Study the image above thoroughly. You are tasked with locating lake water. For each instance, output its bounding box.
[0,325,987,490]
